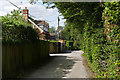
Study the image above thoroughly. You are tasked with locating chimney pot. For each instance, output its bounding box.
[23,6,29,22]
[25,7,27,9]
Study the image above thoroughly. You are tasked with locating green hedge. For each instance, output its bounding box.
[2,9,39,43]
[79,2,120,78]
[66,41,73,50]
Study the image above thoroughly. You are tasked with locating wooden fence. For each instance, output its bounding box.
[2,40,73,78]
[2,40,49,78]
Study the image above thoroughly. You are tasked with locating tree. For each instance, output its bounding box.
[49,26,56,33]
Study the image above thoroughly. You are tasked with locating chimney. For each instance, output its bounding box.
[23,7,29,22]
[43,21,45,26]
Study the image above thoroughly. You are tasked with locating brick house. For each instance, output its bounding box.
[22,7,50,40]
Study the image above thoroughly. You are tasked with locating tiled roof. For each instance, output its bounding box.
[33,20,49,27]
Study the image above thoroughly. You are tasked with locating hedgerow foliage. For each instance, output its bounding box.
[99,2,120,78]
[43,1,120,78]
[1,9,39,43]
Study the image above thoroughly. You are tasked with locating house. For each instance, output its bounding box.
[33,20,50,40]
[22,7,50,40]
[33,20,49,32]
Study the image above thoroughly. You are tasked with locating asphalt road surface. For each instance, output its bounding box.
[23,50,93,78]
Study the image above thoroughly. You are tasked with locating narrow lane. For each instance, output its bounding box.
[23,50,93,78]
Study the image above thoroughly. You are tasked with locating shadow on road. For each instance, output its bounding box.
[22,51,76,78]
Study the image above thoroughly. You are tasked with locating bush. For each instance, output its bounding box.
[1,9,39,43]
[81,2,120,78]
[66,41,73,50]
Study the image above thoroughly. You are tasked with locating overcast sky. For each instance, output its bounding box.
[0,0,66,29]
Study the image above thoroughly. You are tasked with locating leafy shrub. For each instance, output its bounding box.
[97,2,120,78]
[2,9,39,43]
[66,41,73,48]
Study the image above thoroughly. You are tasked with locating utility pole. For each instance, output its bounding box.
[99,0,102,6]
[60,27,63,40]
[60,31,62,40]
[58,16,60,40]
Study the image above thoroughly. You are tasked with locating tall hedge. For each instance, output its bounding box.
[1,9,39,43]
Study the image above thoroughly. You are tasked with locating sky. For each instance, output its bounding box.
[0,0,66,29]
